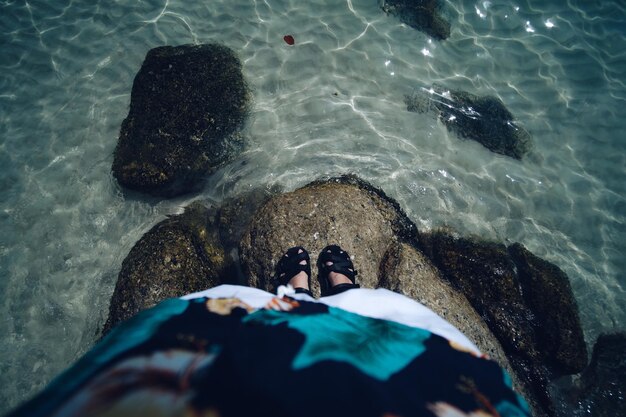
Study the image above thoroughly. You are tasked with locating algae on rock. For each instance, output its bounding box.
[419,230,588,416]
[509,243,588,375]
[103,203,227,334]
[112,44,251,197]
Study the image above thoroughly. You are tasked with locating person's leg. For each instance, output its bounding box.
[318,245,360,296]
[275,246,313,297]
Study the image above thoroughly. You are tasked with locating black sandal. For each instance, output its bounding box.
[275,246,313,297]
[317,245,360,296]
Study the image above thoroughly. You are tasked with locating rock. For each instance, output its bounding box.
[405,85,531,159]
[103,202,227,334]
[419,230,593,416]
[112,44,251,197]
[575,333,626,417]
[419,231,557,416]
[382,0,451,40]
[509,243,588,375]
[214,186,283,285]
[379,242,513,368]
[508,356,555,417]
[239,177,549,416]
[218,185,282,252]
[239,175,418,297]
[419,231,539,360]
[379,242,551,416]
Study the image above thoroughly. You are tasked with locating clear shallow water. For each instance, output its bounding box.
[0,0,624,412]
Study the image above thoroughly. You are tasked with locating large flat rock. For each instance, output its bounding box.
[239,176,418,296]
[105,176,589,417]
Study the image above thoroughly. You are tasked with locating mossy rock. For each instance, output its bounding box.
[419,230,591,416]
[112,44,251,197]
[103,203,227,334]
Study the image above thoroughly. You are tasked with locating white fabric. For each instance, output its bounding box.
[182,284,480,355]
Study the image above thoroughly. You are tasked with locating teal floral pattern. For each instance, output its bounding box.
[245,306,429,380]
[9,295,531,417]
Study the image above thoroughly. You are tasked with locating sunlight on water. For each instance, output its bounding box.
[0,0,624,412]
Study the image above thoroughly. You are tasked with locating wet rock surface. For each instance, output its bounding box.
[418,230,588,416]
[112,44,250,197]
[379,242,515,373]
[573,333,626,417]
[103,203,228,334]
[419,231,539,360]
[382,0,451,40]
[509,243,588,375]
[406,84,531,159]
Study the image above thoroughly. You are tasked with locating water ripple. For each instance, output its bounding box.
[1,0,625,413]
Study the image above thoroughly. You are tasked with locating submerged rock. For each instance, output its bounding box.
[382,0,451,40]
[112,44,250,197]
[574,333,626,417]
[103,203,227,334]
[405,85,531,159]
[509,243,588,375]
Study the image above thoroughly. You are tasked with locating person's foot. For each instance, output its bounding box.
[275,246,311,292]
[325,261,354,287]
[317,245,359,296]
[287,250,309,290]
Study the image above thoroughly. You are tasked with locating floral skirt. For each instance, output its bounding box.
[10,286,530,417]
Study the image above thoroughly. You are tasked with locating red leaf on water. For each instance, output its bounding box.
[283,35,295,45]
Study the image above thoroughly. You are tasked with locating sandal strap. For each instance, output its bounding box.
[326,283,360,296]
[323,257,357,281]
[318,245,358,283]
[294,287,314,297]
[276,246,311,286]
